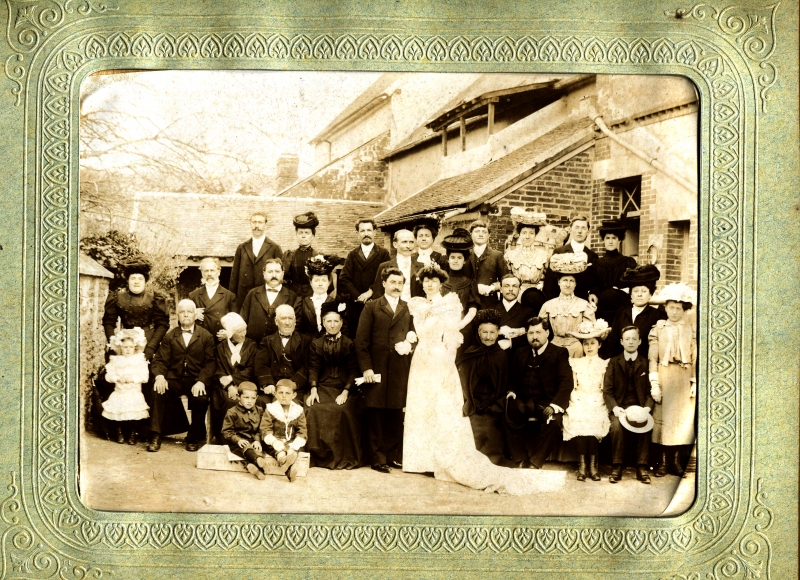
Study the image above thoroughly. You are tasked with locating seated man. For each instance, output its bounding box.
[496,273,534,356]
[506,316,574,469]
[456,309,515,467]
[603,326,655,484]
[253,304,312,407]
[148,299,217,452]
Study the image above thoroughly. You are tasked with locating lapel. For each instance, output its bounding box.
[203,286,224,309]
[255,239,271,262]
[390,299,408,327]
[273,286,289,307]
[361,245,379,267]
[176,327,198,351]
[286,332,302,355]
[244,239,256,263]
[378,296,395,321]
[268,333,284,357]
[254,286,271,313]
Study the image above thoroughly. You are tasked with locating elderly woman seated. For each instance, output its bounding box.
[304,300,363,469]
[211,312,258,443]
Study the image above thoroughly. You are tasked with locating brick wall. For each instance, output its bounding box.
[282,133,389,202]
[487,148,595,249]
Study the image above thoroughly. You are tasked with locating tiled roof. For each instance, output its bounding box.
[310,73,405,144]
[79,253,114,278]
[374,117,595,226]
[100,193,386,259]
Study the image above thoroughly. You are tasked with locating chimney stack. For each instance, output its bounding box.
[276,153,299,193]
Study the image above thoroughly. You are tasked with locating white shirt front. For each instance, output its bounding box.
[204,282,219,299]
[361,243,374,260]
[536,340,549,356]
[265,284,282,305]
[624,351,638,362]
[280,336,290,347]
[311,293,328,330]
[252,235,266,257]
[569,240,585,254]
[181,325,195,347]
[473,243,487,258]
[416,248,433,265]
[631,305,645,321]
[396,254,413,301]
[384,295,399,313]
[502,298,517,312]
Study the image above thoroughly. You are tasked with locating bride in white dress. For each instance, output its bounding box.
[402,265,565,495]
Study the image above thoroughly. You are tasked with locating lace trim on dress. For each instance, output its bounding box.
[542,296,591,318]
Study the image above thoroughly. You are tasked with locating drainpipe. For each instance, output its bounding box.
[586,106,697,194]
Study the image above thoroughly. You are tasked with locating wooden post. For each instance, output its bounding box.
[460,116,466,152]
[487,102,495,136]
[441,130,448,157]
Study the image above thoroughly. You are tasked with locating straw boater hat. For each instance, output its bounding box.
[292,211,319,230]
[121,256,152,281]
[305,254,336,278]
[548,251,589,275]
[649,282,696,305]
[567,319,611,341]
[441,228,474,253]
[598,219,628,240]
[510,206,548,230]
[619,264,661,290]
[619,405,655,433]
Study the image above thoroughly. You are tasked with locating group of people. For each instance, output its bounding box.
[95,207,697,493]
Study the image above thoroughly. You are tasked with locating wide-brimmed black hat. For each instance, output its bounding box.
[413,217,440,238]
[320,299,347,318]
[121,256,152,281]
[441,228,474,252]
[598,219,628,239]
[305,254,335,277]
[293,211,319,230]
[619,264,661,287]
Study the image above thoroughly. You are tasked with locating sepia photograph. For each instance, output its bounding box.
[78,70,699,516]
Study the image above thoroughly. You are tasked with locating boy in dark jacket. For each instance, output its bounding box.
[221,382,273,480]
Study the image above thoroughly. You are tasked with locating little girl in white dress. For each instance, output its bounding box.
[102,327,151,444]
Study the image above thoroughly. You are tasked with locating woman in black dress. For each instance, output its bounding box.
[304,300,363,469]
[297,255,342,338]
[594,219,638,324]
[440,228,481,354]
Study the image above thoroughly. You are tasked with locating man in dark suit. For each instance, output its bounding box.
[603,326,655,484]
[355,267,414,473]
[338,218,391,337]
[229,211,283,310]
[148,299,217,452]
[239,258,300,344]
[189,257,237,340]
[469,220,509,310]
[506,316,574,469]
[542,213,599,301]
[371,229,424,301]
[411,218,447,270]
[253,304,312,407]
[496,273,534,356]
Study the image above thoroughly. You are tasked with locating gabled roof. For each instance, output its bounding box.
[374,117,595,226]
[93,193,386,259]
[310,73,405,144]
[79,253,114,278]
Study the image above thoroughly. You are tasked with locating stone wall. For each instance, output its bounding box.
[79,274,110,435]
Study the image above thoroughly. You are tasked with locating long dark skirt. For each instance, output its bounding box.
[305,382,364,469]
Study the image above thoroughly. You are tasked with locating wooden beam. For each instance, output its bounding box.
[441,130,448,157]
[487,102,495,136]
[460,117,466,152]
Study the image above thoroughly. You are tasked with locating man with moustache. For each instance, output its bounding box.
[229,212,283,310]
[355,268,414,473]
[253,304,312,407]
[469,220,509,310]
[506,317,574,469]
[189,257,237,340]
[495,274,534,356]
[411,218,447,270]
[371,229,423,301]
[542,213,599,302]
[338,218,391,338]
[239,259,300,344]
[148,300,217,452]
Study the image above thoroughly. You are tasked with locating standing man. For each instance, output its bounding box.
[189,257,237,340]
[239,259,300,344]
[229,212,282,310]
[281,211,319,299]
[506,316,574,469]
[542,213,598,301]
[371,229,423,301]
[469,220,509,310]
[253,304,312,407]
[148,300,217,453]
[338,218,391,338]
[411,218,447,270]
[355,268,414,473]
[496,274,534,355]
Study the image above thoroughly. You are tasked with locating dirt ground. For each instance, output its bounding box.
[80,434,695,517]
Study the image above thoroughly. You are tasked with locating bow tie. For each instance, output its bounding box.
[267,288,280,294]
[181,328,193,334]
[624,354,637,362]
[279,333,293,339]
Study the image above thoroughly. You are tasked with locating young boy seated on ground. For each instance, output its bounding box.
[260,379,308,482]
[221,381,274,480]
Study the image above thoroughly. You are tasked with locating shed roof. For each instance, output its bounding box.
[101,193,386,260]
[79,253,114,278]
[374,117,595,226]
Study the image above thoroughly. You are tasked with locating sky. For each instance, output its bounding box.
[80,70,383,193]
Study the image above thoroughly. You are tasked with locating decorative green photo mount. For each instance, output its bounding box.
[0,1,796,577]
